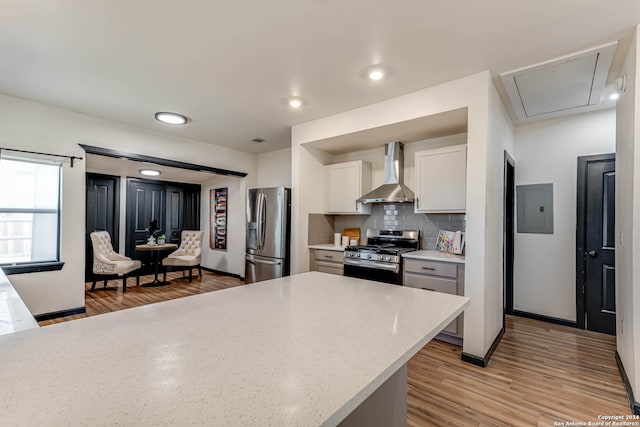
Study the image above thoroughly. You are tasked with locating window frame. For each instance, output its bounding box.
[0,157,64,275]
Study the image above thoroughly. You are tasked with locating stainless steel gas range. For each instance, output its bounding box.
[343,229,419,285]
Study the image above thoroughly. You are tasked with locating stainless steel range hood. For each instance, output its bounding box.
[357,141,415,204]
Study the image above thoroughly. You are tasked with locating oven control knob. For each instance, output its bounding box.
[385,256,391,261]
[378,255,383,260]
[367,254,372,259]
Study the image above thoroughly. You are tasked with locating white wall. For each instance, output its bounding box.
[256,147,291,188]
[0,93,256,315]
[616,26,640,400]
[513,109,616,321]
[484,82,515,350]
[292,71,506,359]
[200,176,247,277]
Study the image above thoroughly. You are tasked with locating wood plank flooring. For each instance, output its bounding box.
[408,317,632,426]
[38,270,243,325]
[40,274,632,424]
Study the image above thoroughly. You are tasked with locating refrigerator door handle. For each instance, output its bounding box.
[256,193,265,250]
[259,193,267,250]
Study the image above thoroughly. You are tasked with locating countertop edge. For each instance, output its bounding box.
[402,250,465,264]
[323,296,471,426]
[0,268,40,335]
[308,244,346,252]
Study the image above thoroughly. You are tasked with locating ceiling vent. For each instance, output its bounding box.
[500,42,617,120]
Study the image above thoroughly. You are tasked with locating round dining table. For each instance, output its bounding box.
[135,243,178,286]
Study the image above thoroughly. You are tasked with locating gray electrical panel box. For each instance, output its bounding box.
[517,183,554,234]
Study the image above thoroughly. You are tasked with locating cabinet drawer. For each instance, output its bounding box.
[404,259,457,279]
[404,273,461,336]
[313,249,344,262]
[403,273,457,294]
[314,261,343,276]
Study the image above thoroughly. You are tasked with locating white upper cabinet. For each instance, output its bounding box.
[414,144,467,213]
[325,160,372,214]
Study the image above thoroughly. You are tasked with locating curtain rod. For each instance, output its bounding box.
[0,148,83,167]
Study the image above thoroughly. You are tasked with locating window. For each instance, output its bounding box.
[0,156,63,274]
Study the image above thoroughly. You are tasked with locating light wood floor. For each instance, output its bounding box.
[38,270,243,325]
[40,272,632,424]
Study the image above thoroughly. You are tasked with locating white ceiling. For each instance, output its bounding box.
[1,1,638,154]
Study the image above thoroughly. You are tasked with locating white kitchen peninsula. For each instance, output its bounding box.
[0,272,468,426]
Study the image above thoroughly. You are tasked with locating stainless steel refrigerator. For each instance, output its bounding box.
[245,187,291,283]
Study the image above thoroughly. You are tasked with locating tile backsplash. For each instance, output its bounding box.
[332,204,465,249]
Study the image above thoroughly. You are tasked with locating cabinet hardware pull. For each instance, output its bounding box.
[416,197,419,209]
[324,255,333,258]
[422,267,436,270]
[422,288,435,291]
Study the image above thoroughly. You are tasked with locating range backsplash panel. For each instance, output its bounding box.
[333,204,465,249]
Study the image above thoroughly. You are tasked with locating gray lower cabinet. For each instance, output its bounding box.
[310,249,344,275]
[403,258,465,339]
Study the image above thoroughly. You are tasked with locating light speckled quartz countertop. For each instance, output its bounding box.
[0,269,39,336]
[0,272,468,426]
[308,243,346,252]
[402,250,465,264]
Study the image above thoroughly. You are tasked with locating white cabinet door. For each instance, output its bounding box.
[414,144,466,213]
[325,161,371,214]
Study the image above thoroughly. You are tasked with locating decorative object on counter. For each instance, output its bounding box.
[342,228,361,245]
[350,239,358,246]
[334,233,341,247]
[436,229,465,254]
[145,220,161,245]
[341,235,349,247]
[210,187,227,250]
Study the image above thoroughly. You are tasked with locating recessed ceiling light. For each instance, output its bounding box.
[362,64,390,82]
[140,169,161,176]
[368,70,385,80]
[610,93,620,100]
[155,112,188,125]
[288,98,303,108]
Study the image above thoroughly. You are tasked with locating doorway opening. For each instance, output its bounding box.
[576,153,616,335]
[503,151,515,323]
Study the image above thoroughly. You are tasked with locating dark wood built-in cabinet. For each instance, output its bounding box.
[125,178,200,273]
[85,174,200,279]
[85,174,121,282]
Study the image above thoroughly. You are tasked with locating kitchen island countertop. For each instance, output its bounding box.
[402,250,465,264]
[0,271,468,426]
[0,268,39,336]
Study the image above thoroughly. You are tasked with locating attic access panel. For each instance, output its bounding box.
[501,42,617,120]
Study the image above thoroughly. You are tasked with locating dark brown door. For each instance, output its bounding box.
[578,154,615,335]
[85,174,120,281]
[166,185,184,244]
[126,179,166,270]
[166,184,201,244]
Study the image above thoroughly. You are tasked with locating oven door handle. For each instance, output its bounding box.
[343,258,399,272]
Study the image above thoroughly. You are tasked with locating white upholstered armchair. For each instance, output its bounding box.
[90,231,141,292]
[162,230,204,282]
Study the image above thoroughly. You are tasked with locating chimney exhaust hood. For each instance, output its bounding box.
[357,141,415,204]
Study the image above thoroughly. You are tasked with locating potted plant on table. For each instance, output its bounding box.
[157,234,166,245]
